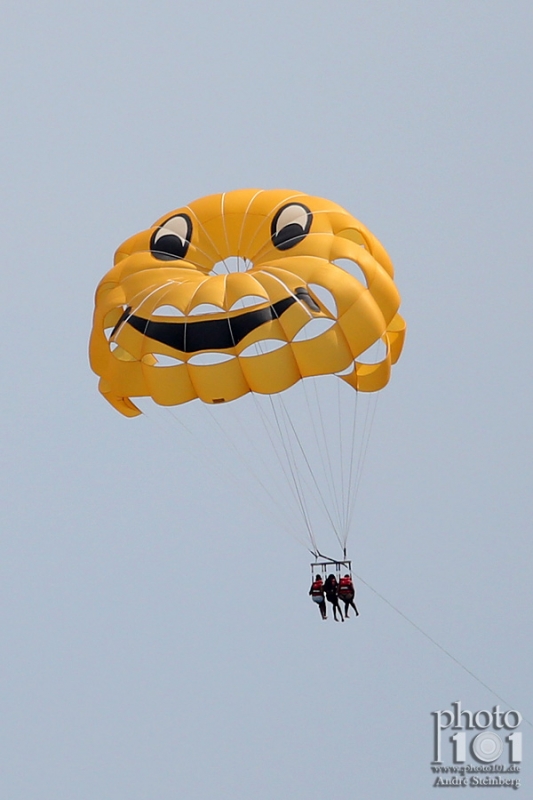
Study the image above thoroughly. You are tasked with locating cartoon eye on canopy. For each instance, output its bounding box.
[89,188,405,418]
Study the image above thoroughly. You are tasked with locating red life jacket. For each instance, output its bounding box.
[339,576,353,595]
[311,579,324,596]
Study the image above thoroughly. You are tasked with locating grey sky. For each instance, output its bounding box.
[1,2,532,797]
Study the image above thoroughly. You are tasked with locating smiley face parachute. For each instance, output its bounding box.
[90,189,405,557]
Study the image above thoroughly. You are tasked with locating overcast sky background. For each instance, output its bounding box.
[1,2,532,798]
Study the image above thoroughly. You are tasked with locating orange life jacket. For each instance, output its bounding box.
[311,580,324,596]
[339,576,354,595]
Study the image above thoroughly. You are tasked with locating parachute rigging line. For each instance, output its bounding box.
[273,387,344,550]
[305,376,344,537]
[251,392,318,551]
[353,569,532,728]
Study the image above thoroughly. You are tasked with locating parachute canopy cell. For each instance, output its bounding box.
[89,189,406,416]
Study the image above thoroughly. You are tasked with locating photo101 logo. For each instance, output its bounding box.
[431,701,522,790]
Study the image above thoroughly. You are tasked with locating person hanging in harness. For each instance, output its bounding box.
[324,574,344,622]
[309,574,327,620]
[338,574,359,618]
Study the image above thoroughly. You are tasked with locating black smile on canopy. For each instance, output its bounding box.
[115,288,321,354]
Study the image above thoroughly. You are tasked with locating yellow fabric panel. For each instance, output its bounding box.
[111,346,136,362]
[263,256,365,316]
[275,302,319,343]
[222,210,260,257]
[101,355,150,397]
[188,192,268,259]
[142,363,196,406]
[249,269,304,304]
[388,314,406,364]
[230,213,270,258]
[341,345,392,393]
[182,192,258,260]
[103,307,125,329]
[109,324,145,361]
[180,247,218,273]
[247,191,332,261]
[224,272,269,309]
[186,273,227,311]
[220,189,270,254]
[98,379,142,416]
[113,230,152,266]
[240,345,301,394]
[336,227,395,278]
[329,238,400,324]
[355,357,392,392]
[337,292,387,358]
[94,279,125,309]
[141,354,157,366]
[291,325,353,377]
[195,216,231,262]
[123,274,201,317]
[184,192,227,225]
[244,188,311,217]
[254,231,335,266]
[335,227,367,247]
[187,359,249,404]
[216,213,260,256]
[222,188,264,210]
[152,210,219,271]
[359,227,395,278]
[234,319,286,352]
[96,282,121,305]
[223,189,280,254]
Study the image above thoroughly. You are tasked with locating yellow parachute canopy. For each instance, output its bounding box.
[89,189,405,417]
